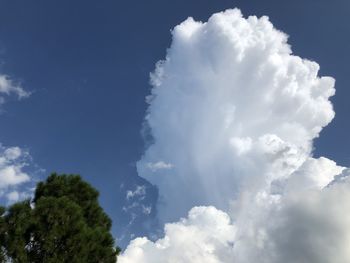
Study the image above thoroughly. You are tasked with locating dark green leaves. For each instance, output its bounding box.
[1,173,118,263]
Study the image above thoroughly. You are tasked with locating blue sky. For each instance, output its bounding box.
[0,0,349,248]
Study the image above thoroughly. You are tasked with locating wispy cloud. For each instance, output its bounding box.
[0,75,30,104]
[126,185,146,200]
[146,161,173,172]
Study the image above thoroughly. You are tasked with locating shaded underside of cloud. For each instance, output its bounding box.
[120,8,350,263]
[120,176,350,263]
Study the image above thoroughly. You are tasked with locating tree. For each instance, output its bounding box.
[3,200,33,262]
[1,173,119,263]
[0,206,7,262]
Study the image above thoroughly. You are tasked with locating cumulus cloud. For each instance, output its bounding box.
[121,178,350,263]
[120,8,350,263]
[228,174,350,263]
[120,178,350,263]
[137,8,338,223]
[266,177,350,263]
[0,145,33,203]
[0,145,30,189]
[119,206,236,263]
[0,73,33,203]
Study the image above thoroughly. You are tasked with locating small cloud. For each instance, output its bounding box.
[4,147,22,160]
[146,161,173,172]
[122,202,140,212]
[0,75,30,103]
[0,144,37,204]
[126,185,146,200]
[142,205,152,215]
[0,145,31,189]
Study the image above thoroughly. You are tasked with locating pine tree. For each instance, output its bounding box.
[1,173,119,263]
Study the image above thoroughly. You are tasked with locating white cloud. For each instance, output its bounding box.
[141,205,152,215]
[123,185,154,229]
[231,174,350,263]
[268,177,350,263]
[5,189,33,204]
[0,145,33,205]
[4,147,22,160]
[0,165,29,188]
[137,8,337,223]
[0,75,30,103]
[120,8,350,263]
[6,190,20,203]
[146,161,173,172]
[126,185,146,200]
[121,176,350,263]
[0,145,30,189]
[118,206,236,263]
[0,72,33,202]
[287,156,345,191]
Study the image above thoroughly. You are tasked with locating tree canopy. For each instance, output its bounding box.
[0,173,119,263]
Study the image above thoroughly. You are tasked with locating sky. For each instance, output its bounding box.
[0,0,350,257]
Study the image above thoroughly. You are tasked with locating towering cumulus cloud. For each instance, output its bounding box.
[119,9,350,263]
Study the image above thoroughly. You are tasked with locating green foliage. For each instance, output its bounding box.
[0,206,7,262]
[0,173,119,263]
[4,200,33,262]
[34,174,112,229]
